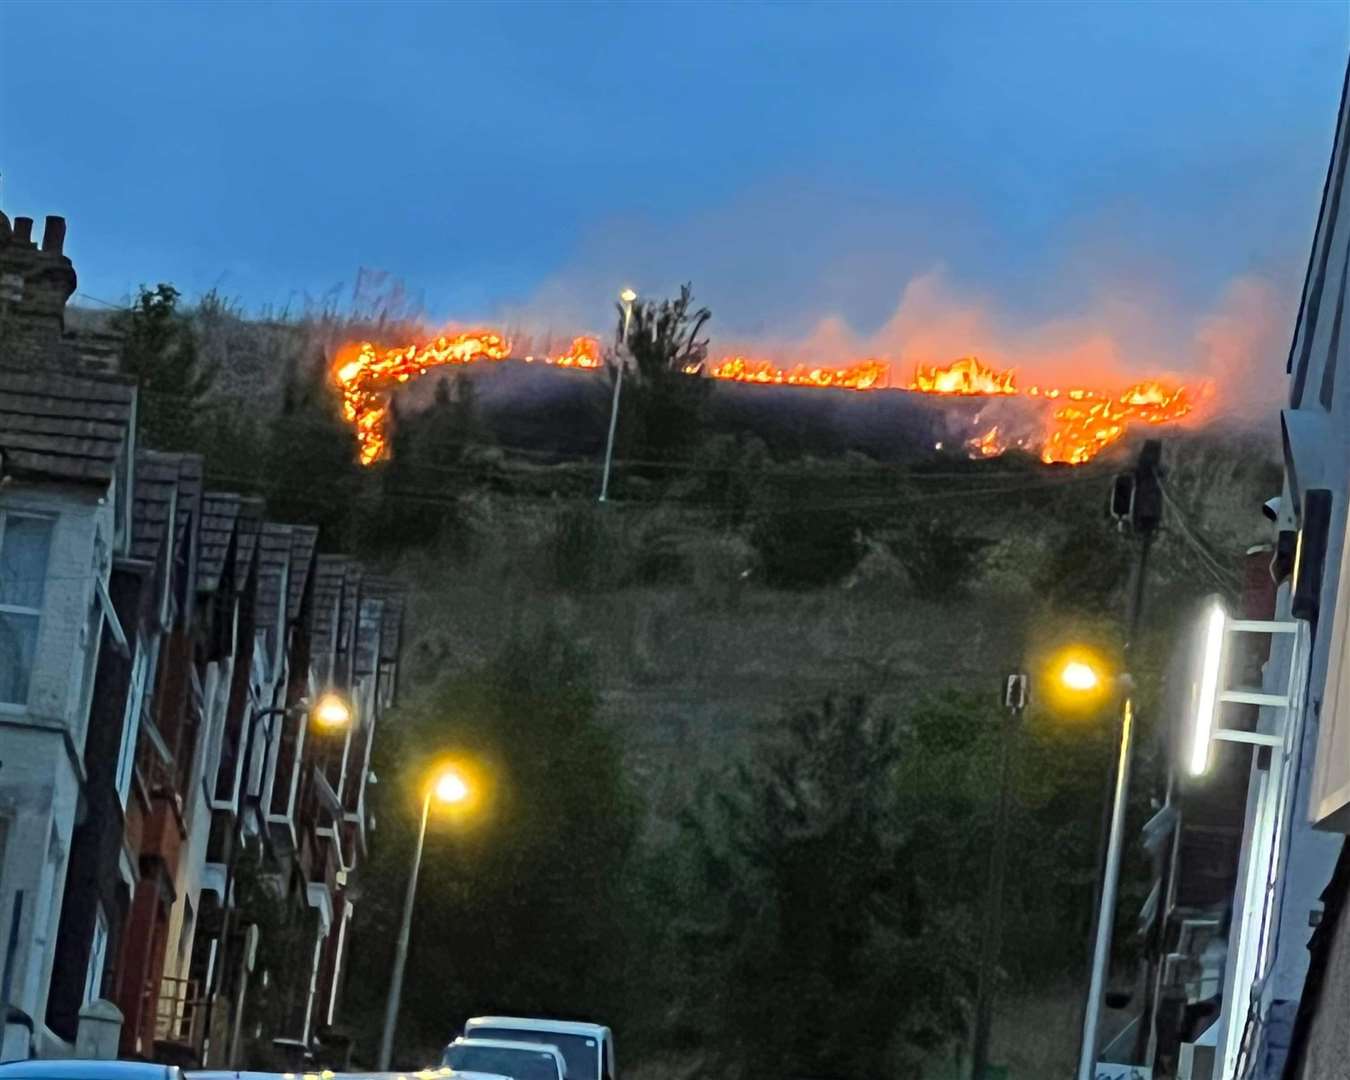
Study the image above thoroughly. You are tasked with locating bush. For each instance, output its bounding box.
[890,519,993,600]
[750,502,863,589]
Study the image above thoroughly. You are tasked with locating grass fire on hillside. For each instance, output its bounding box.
[333,330,1200,468]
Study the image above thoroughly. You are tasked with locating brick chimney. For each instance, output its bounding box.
[0,209,80,370]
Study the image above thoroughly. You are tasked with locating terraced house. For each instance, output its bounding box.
[0,207,405,1068]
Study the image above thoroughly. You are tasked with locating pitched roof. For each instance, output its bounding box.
[285,525,319,624]
[362,576,407,664]
[0,365,135,485]
[196,492,241,593]
[255,523,294,631]
[308,554,349,665]
[339,562,363,655]
[379,595,405,663]
[131,450,181,562]
[355,596,385,676]
[233,496,265,588]
[172,454,203,553]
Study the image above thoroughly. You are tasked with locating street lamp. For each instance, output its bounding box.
[378,764,476,1069]
[312,691,353,732]
[1061,660,1100,693]
[1060,654,1139,1080]
[599,287,638,504]
[970,673,1027,1080]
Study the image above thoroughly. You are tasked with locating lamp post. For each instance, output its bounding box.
[377,765,472,1069]
[1045,651,1137,1080]
[970,673,1026,1080]
[1076,676,1136,1080]
[599,287,638,504]
[207,692,352,1065]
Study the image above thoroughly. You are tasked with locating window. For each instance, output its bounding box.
[0,514,54,706]
[116,642,148,807]
[84,906,109,1006]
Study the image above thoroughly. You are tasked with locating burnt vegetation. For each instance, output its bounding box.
[97,281,1277,1076]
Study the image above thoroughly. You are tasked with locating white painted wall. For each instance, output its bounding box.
[0,484,113,1034]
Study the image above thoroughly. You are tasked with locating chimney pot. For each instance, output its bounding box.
[41,215,66,255]
[13,217,33,246]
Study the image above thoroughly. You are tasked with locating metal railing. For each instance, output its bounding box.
[153,974,204,1047]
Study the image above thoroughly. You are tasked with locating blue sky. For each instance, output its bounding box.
[1,0,1346,355]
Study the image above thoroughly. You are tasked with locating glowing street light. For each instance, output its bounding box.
[1060,660,1101,693]
[434,767,470,806]
[311,692,352,732]
[378,762,480,1069]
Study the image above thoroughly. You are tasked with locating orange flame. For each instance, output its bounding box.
[334,331,601,465]
[910,356,1017,396]
[335,328,1199,468]
[967,426,1007,458]
[700,355,889,390]
[912,358,1195,464]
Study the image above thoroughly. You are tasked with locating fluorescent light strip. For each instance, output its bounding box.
[1190,603,1227,776]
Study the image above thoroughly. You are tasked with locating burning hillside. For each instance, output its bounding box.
[333,329,1200,468]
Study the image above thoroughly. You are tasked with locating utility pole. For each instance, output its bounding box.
[970,673,1027,1079]
[1075,439,1162,1080]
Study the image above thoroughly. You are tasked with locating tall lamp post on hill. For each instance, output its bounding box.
[377,764,477,1070]
[599,287,638,504]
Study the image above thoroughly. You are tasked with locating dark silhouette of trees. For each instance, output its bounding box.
[673,696,966,1078]
[611,283,713,472]
[114,284,217,451]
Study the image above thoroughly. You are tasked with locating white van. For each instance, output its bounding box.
[442,1037,565,1080]
[462,1019,614,1080]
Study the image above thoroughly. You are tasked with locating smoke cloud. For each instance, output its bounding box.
[503,178,1301,429]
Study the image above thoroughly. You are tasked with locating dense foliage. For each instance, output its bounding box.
[673,695,967,1077]
[114,284,218,451]
[343,628,640,1064]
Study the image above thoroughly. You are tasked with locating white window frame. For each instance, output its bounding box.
[83,905,109,1006]
[116,639,149,807]
[0,511,56,709]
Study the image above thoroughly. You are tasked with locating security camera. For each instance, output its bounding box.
[1263,496,1282,523]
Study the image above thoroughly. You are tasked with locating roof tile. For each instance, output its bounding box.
[0,365,134,485]
[196,492,241,593]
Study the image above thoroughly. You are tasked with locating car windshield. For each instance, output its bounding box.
[470,1031,598,1080]
[444,1044,558,1080]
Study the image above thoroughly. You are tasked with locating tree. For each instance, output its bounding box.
[611,284,713,472]
[113,283,217,451]
[343,627,640,1065]
[890,518,994,600]
[263,345,364,550]
[750,486,863,589]
[898,689,1116,986]
[674,696,966,1078]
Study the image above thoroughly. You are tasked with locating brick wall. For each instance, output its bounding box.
[0,213,79,372]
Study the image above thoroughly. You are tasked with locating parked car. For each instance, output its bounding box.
[0,1065,180,1080]
[442,1037,565,1080]
[189,1071,508,1080]
[462,1019,613,1080]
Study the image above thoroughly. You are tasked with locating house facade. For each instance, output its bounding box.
[0,206,403,1067]
[1165,60,1350,1080]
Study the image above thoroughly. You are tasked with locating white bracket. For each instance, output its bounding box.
[1212,730,1285,748]
[1220,690,1293,709]
[1228,620,1301,634]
